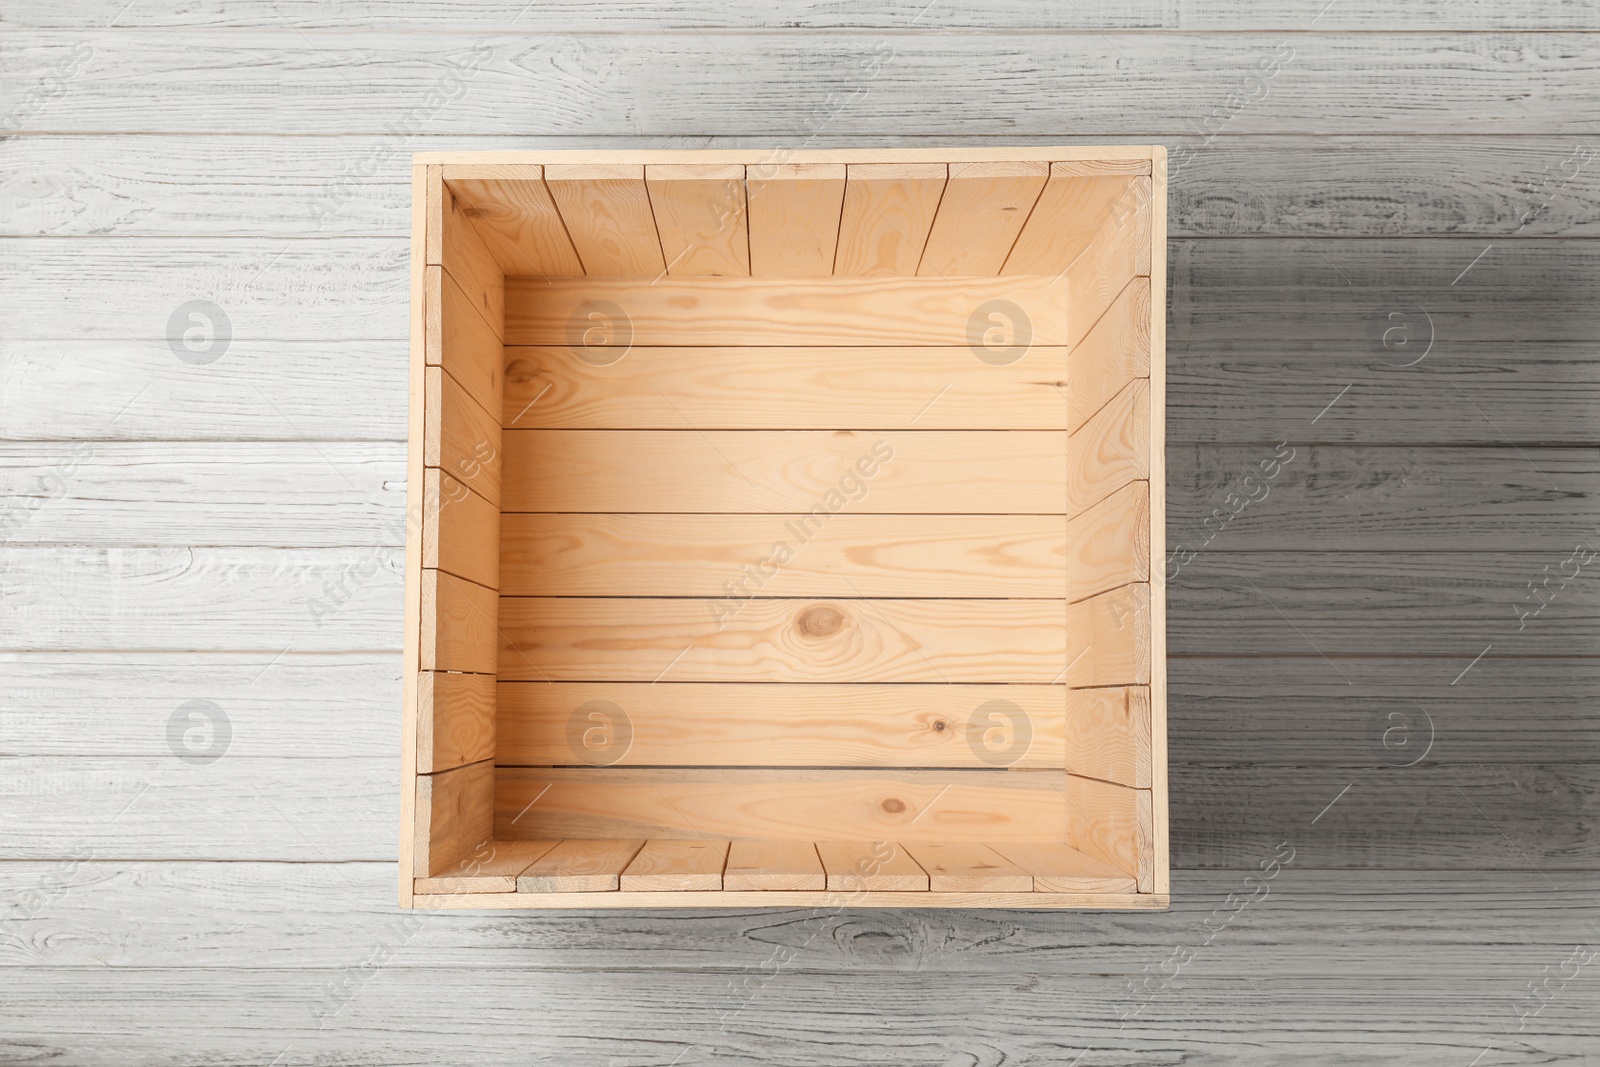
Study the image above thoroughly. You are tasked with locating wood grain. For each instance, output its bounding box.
[723,839,825,890]
[834,163,946,276]
[504,274,1073,346]
[989,840,1140,893]
[919,161,1048,276]
[420,469,498,590]
[414,759,493,877]
[500,344,1070,429]
[1065,686,1152,788]
[420,570,497,674]
[542,163,666,276]
[499,514,1066,598]
[417,670,496,774]
[1063,774,1153,891]
[496,682,1068,768]
[745,163,846,276]
[645,163,750,277]
[1066,379,1150,516]
[620,838,730,890]
[815,840,929,891]
[497,597,1068,683]
[496,769,1070,843]
[444,166,585,278]
[499,430,1066,513]
[413,839,558,894]
[516,838,645,892]
[424,365,501,507]
[900,842,1034,892]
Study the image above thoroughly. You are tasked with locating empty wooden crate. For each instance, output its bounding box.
[401,147,1168,909]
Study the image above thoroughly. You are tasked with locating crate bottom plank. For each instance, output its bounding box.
[413,889,1172,910]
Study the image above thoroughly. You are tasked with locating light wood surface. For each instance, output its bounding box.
[504,275,1073,346]
[920,161,1049,276]
[413,839,559,894]
[1066,379,1150,516]
[496,769,1070,843]
[1064,686,1152,788]
[497,597,1068,683]
[620,838,730,891]
[424,265,502,420]
[1063,775,1154,892]
[420,469,498,590]
[423,365,501,506]
[1066,480,1150,602]
[745,163,846,276]
[413,758,493,877]
[901,842,1034,892]
[515,838,646,893]
[498,514,1066,598]
[496,682,1068,768]
[833,162,947,276]
[815,840,930,891]
[645,163,750,277]
[444,166,585,278]
[499,430,1068,513]
[500,344,1069,429]
[541,163,666,276]
[416,670,495,774]
[723,839,826,890]
[988,841,1140,893]
[419,570,497,675]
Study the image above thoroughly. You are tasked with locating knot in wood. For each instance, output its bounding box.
[880,798,907,814]
[797,604,845,637]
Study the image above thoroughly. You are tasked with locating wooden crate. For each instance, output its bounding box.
[401,147,1168,910]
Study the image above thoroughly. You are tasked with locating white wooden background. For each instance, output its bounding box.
[4,2,1600,1062]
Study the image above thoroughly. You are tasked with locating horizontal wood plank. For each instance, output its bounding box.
[496,769,1069,843]
[620,838,729,891]
[500,431,1066,513]
[501,345,1069,429]
[499,514,1065,598]
[504,275,1072,346]
[496,682,1067,768]
[497,598,1067,683]
[723,839,825,891]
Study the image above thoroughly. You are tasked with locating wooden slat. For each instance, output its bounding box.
[496,682,1068,768]
[1063,775,1154,892]
[645,163,750,277]
[1064,584,1149,688]
[918,161,1048,277]
[497,598,1067,683]
[426,181,504,338]
[1065,277,1150,435]
[1004,169,1141,277]
[620,839,730,891]
[901,842,1034,892]
[414,759,493,877]
[988,841,1139,893]
[444,166,586,278]
[499,430,1066,514]
[723,839,825,890]
[505,274,1072,346]
[424,265,503,421]
[499,514,1065,598]
[419,570,497,675]
[745,162,846,276]
[815,841,929,891]
[420,469,499,590]
[516,839,645,893]
[1065,686,1152,789]
[500,344,1069,429]
[1145,145,1168,902]
[423,366,501,507]
[1063,178,1148,346]
[1050,159,1154,177]
[543,164,666,276]
[414,839,559,895]
[833,163,947,276]
[497,770,1069,844]
[417,670,495,774]
[1067,480,1150,603]
[1066,379,1149,517]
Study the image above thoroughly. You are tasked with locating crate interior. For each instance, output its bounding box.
[410,152,1165,906]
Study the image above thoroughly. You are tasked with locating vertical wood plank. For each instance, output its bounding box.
[1146,146,1170,898]
[416,670,496,774]
[918,161,1048,276]
[646,163,750,277]
[1065,379,1150,517]
[427,181,504,338]
[1003,167,1140,277]
[620,839,730,891]
[816,841,929,891]
[833,163,947,276]
[517,839,646,892]
[414,839,560,894]
[723,840,825,890]
[544,164,667,276]
[746,162,846,276]
[414,759,494,877]
[444,165,586,279]
[901,842,1033,892]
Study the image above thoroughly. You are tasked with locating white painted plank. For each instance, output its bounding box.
[0,546,401,652]
[0,651,397,757]
[4,33,1598,134]
[1,339,406,440]
[0,442,403,544]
